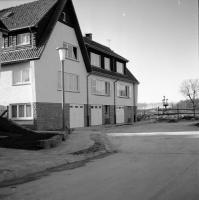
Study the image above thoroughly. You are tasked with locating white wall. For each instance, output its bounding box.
[34,22,87,104]
[116,81,134,106]
[0,62,34,106]
[88,74,135,106]
[88,75,114,105]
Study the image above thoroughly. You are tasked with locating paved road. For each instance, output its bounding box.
[1,127,199,199]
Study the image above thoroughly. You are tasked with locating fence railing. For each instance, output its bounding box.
[137,107,199,121]
[156,107,199,119]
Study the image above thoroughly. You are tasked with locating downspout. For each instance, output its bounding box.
[86,73,92,126]
[133,82,137,122]
[113,79,119,124]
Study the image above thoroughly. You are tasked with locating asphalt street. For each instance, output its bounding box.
[1,124,199,200]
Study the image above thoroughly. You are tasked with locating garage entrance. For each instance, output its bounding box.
[70,104,84,128]
[91,105,102,126]
[116,106,124,124]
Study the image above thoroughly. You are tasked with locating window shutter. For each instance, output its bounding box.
[91,79,96,94]
[106,82,110,95]
[129,86,132,98]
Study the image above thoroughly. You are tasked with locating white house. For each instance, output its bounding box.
[0,0,139,130]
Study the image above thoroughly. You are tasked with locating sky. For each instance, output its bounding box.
[0,0,198,104]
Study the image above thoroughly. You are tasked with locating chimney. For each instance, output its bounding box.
[85,33,92,40]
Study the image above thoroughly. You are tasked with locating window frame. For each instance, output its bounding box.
[117,83,131,98]
[91,78,110,96]
[104,57,111,71]
[10,103,33,120]
[63,42,79,61]
[17,33,31,46]
[116,61,124,74]
[12,68,31,86]
[90,52,101,68]
[58,71,80,93]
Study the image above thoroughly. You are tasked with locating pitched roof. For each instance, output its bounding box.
[91,66,139,84]
[84,37,128,62]
[0,0,58,31]
[1,47,44,64]
[0,0,91,72]
[126,68,139,84]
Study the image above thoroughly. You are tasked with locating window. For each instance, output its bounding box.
[104,57,110,70]
[11,104,32,119]
[116,61,124,74]
[58,72,79,92]
[91,52,101,67]
[17,33,31,45]
[91,79,110,96]
[1,37,5,48]
[63,42,79,61]
[13,68,30,85]
[2,36,10,48]
[61,12,66,22]
[117,83,132,98]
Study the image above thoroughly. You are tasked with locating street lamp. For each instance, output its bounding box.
[56,47,68,132]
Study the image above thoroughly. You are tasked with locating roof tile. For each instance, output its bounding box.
[0,0,58,31]
[1,47,44,64]
[84,37,128,62]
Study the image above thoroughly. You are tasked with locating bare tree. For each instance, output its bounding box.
[180,79,199,117]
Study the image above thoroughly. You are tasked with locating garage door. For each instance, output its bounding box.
[116,106,124,124]
[70,104,84,128]
[91,105,102,126]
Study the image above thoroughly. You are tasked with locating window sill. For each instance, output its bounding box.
[92,93,110,97]
[11,117,33,121]
[13,82,31,86]
[57,89,80,93]
[118,96,130,99]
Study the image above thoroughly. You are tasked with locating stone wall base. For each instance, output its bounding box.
[32,103,137,130]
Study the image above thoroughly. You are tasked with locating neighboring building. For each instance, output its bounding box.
[84,34,138,126]
[0,0,139,130]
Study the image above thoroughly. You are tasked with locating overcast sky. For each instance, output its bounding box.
[0,0,198,104]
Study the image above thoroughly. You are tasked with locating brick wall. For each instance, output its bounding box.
[33,102,70,131]
[133,106,137,122]
[110,105,115,124]
[124,106,133,124]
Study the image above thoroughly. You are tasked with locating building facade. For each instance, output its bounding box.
[0,0,139,130]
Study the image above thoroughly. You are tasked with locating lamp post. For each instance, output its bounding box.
[56,47,68,132]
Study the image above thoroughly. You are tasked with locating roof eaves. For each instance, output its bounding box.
[91,71,134,83]
[1,57,40,66]
[84,41,128,62]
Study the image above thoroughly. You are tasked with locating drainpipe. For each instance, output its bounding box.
[133,83,137,122]
[86,74,92,126]
[113,79,118,124]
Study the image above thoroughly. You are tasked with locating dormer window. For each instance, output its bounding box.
[116,61,124,74]
[1,37,5,48]
[17,33,31,46]
[91,52,101,67]
[61,12,66,22]
[104,57,110,70]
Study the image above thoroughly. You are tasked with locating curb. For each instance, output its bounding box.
[0,133,115,188]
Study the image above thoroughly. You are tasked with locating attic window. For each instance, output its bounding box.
[1,11,14,19]
[61,12,66,22]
